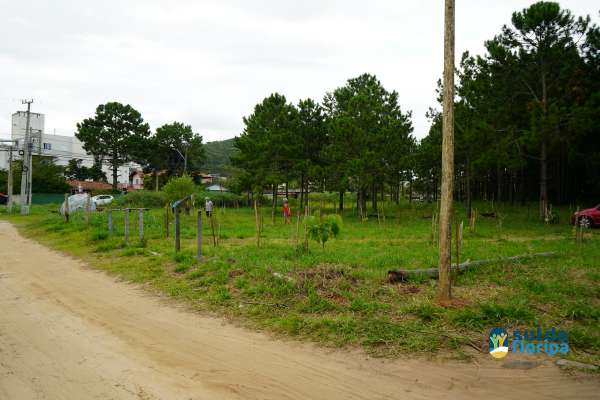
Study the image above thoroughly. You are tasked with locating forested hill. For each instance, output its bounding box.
[203,138,238,175]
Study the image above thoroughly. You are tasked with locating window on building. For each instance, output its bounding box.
[43,142,52,150]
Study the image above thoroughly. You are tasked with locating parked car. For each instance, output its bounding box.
[92,194,114,207]
[571,204,600,228]
[0,193,7,205]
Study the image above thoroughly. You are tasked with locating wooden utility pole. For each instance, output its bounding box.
[437,0,455,302]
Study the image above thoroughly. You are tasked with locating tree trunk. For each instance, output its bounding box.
[397,177,402,205]
[496,159,502,204]
[112,160,118,191]
[466,155,472,219]
[154,170,159,192]
[299,174,305,209]
[338,190,344,212]
[271,184,277,223]
[304,178,309,209]
[540,139,548,220]
[371,183,378,211]
[437,0,455,302]
[539,68,549,221]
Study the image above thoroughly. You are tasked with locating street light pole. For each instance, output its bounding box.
[173,145,189,175]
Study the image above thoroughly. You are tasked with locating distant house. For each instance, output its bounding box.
[200,174,214,184]
[206,184,228,192]
[67,180,112,194]
[129,170,144,190]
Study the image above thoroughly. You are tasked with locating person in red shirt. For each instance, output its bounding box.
[282,198,291,224]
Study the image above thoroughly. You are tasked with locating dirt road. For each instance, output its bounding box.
[0,221,597,399]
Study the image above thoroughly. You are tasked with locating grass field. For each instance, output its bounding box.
[1,200,599,365]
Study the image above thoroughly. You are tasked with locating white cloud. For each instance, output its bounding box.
[0,0,597,142]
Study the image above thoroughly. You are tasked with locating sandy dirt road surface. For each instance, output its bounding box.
[0,221,598,399]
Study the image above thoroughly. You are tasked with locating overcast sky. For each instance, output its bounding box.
[0,0,597,142]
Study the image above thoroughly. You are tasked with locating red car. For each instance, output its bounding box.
[572,204,600,228]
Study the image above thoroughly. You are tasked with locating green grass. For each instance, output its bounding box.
[1,200,599,365]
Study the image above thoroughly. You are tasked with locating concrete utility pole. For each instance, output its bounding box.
[437,0,455,302]
[19,99,33,215]
[7,145,14,212]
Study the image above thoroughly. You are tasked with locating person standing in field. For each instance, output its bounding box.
[205,197,213,218]
[282,198,291,224]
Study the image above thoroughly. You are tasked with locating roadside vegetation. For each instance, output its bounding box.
[2,200,598,365]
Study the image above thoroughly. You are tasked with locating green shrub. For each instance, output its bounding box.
[91,188,121,196]
[90,230,108,241]
[162,175,196,202]
[115,190,167,208]
[305,213,343,248]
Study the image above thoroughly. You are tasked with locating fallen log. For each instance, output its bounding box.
[388,252,557,282]
[480,212,497,218]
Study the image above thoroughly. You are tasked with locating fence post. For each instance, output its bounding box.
[64,193,70,222]
[108,209,113,235]
[86,195,91,224]
[175,206,180,253]
[139,209,144,243]
[124,208,130,244]
[197,210,202,261]
[164,204,169,238]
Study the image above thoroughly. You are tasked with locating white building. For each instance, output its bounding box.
[1,111,139,185]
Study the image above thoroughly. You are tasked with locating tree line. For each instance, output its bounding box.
[75,102,205,190]
[232,1,599,220]
[232,74,415,219]
[420,1,599,219]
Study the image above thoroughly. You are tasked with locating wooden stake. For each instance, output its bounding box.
[254,199,261,247]
[124,209,130,245]
[138,209,144,243]
[164,204,170,238]
[295,208,301,248]
[210,214,217,247]
[64,193,70,222]
[304,205,309,251]
[174,207,180,253]
[197,210,203,261]
[85,195,91,224]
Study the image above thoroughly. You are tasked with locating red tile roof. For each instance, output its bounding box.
[67,180,113,191]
